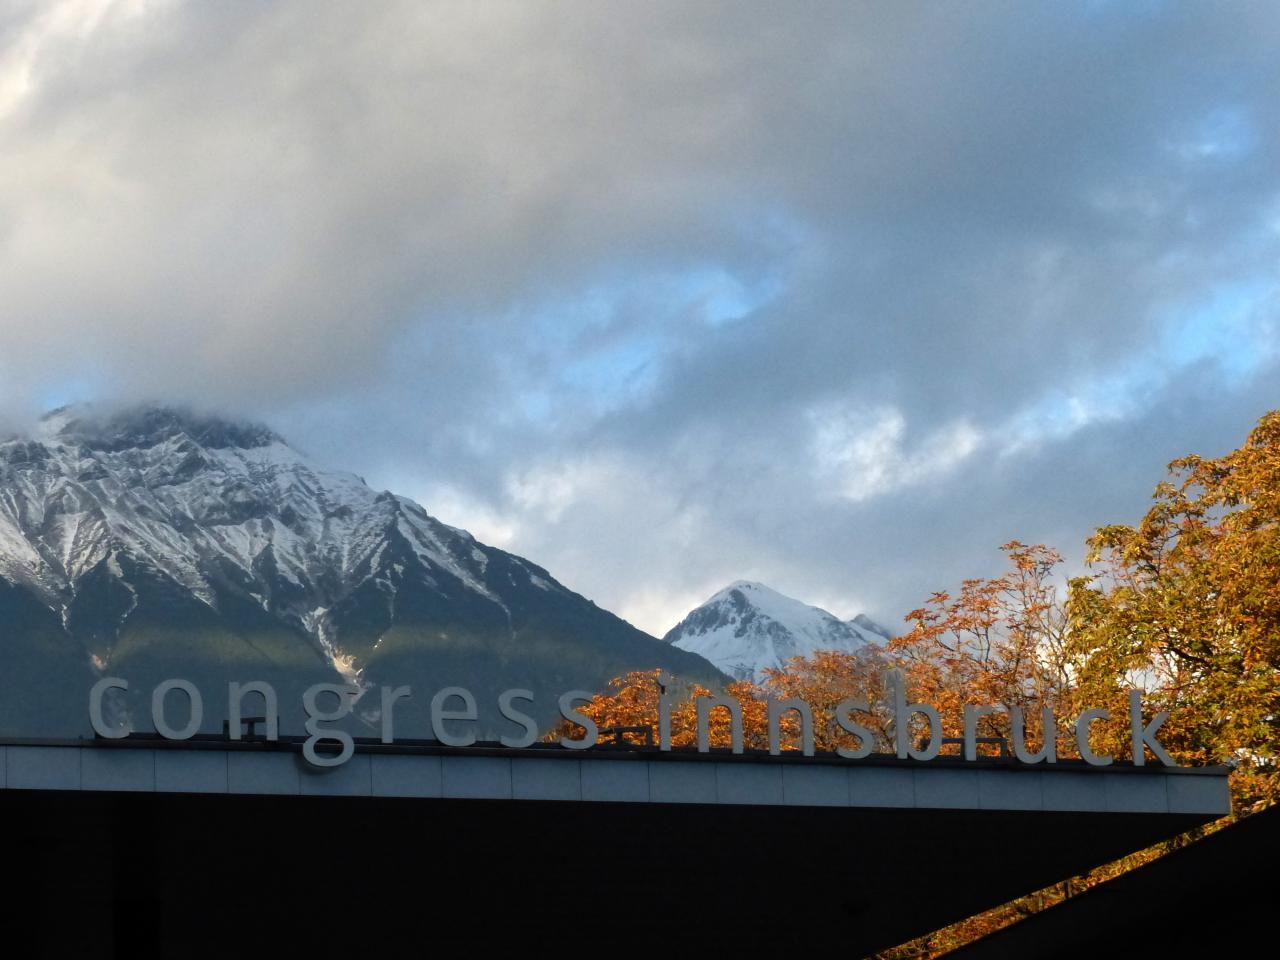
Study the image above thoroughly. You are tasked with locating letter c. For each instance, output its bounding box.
[89,677,130,739]
[1075,708,1112,766]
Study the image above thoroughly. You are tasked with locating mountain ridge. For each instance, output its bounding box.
[0,403,722,736]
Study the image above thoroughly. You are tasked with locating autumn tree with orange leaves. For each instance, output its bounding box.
[553,671,776,751]
[551,656,891,755]
[760,646,896,753]
[890,541,1073,759]
[1068,409,1280,807]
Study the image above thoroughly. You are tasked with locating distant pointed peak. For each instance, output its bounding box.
[667,579,880,682]
[40,403,285,452]
[851,612,894,641]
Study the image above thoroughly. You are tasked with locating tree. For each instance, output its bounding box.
[889,541,1072,758]
[549,657,893,755]
[546,669,775,750]
[762,647,896,754]
[1069,410,1280,806]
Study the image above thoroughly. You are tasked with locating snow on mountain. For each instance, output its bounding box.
[663,580,885,683]
[0,406,504,639]
[0,404,722,736]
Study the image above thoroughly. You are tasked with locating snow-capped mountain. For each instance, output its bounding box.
[0,405,721,736]
[663,581,889,683]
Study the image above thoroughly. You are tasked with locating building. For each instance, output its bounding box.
[1,733,1228,955]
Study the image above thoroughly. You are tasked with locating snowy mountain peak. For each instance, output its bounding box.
[663,581,883,683]
[0,403,521,651]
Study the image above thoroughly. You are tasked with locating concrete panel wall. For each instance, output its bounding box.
[0,744,1231,816]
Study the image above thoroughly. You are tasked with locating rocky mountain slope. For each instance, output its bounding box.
[664,580,889,683]
[0,405,721,737]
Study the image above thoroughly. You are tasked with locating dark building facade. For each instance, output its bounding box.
[2,736,1228,956]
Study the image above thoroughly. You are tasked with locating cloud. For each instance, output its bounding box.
[2,1,1278,633]
[809,404,984,503]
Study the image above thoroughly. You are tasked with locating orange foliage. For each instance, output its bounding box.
[548,670,775,751]
[549,657,890,755]
[891,541,1073,758]
[1069,410,1280,806]
[762,647,895,753]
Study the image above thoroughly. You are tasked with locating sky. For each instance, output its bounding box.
[1,1,1277,636]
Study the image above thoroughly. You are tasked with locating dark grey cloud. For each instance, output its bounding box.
[1,1,1277,631]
